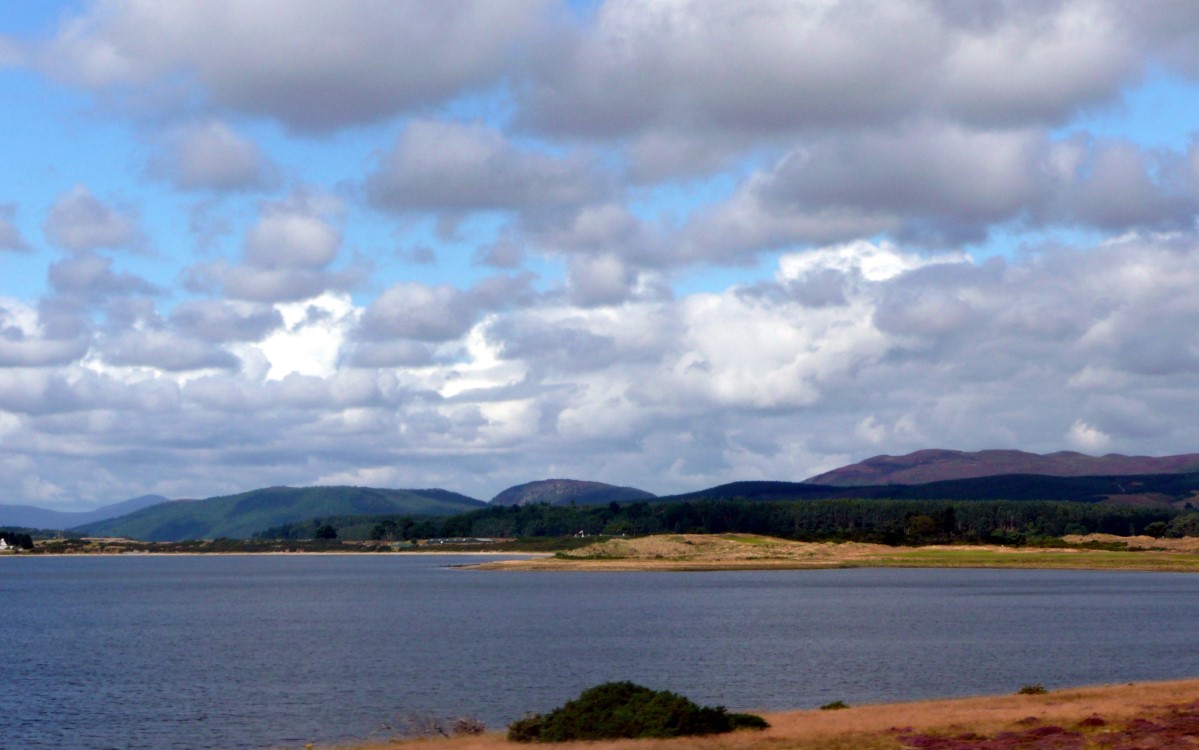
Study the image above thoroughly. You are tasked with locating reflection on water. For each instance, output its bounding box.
[4,555,1199,749]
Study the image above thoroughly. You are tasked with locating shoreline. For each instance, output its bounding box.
[461,534,1199,573]
[337,678,1199,750]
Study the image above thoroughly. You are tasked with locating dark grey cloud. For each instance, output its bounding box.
[43,0,550,132]
[43,185,140,252]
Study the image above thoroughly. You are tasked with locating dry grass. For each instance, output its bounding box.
[462,534,1199,573]
[328,679,1199,750]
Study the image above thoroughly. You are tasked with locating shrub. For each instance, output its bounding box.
[507,681,768,742]
[820,700,849,710]
[1017,683,1048,695]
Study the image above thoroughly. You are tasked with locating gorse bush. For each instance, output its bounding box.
[507,682,768,742]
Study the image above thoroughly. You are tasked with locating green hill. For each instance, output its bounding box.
[73,486,485,541]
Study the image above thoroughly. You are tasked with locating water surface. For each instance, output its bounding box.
[3,555,1198,749]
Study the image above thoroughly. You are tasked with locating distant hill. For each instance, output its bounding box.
[805,449,1199,486]
[654,473,1199,507]
[490,479,655,506]
[73,486,485,541]
[0,494,169,530]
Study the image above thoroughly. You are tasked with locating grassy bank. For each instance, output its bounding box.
[464,533,1199,572]
[332,678,1199,750]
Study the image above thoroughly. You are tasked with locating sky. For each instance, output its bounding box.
[3,1,1199,510]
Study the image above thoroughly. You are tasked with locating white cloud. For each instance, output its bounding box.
[1067,419,1112,452]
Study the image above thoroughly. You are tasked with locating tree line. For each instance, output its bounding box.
[255,498,1199,545]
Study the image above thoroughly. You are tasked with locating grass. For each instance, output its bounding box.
[464,533,1199,573]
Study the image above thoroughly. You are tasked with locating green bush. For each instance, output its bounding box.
[1018,683,1048,695]
[507,682,768,742]
[820,700,849,710]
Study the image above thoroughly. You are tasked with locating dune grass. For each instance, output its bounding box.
[465,533,1199,573]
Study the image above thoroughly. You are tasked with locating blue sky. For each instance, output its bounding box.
[3,1,1199,509]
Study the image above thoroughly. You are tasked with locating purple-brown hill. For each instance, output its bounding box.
[805,449,1199,486]
[490,479,655,506]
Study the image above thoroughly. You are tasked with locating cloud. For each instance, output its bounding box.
[47,252,158,303]
[518,0,1153,141]
[146,120,276,192]
[98,328,241,372]
[44,185,140,252]
[169,300,284,343]
[357,282,477,343]
[685,128,1199,258]
[0,204,31,252]
[366,119,603,215]
[0,298,90,367]
[189,191,361,303]
[41,0,549,132]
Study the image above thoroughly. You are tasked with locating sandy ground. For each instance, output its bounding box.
[462,533,1199,572]
[334,678,1199,750]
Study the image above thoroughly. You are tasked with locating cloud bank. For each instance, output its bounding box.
[1,0,1198,508]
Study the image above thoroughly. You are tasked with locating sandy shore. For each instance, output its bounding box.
[462,533,1199,573]
[335,678,1199,750]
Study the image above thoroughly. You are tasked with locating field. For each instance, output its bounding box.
[334,679,1199,750]
[465,533,1199,572]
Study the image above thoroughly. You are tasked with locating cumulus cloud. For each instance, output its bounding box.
[147,120,275,192]
[686,128,1199,257]
[0,298,90,367]
[0,204,31,252]
[366,119,603,215]
[47,252,157,302]
[44,185,140,252]
[170,300,283,343]
[41,0,549,132]
[519,0,1160,141]
[191,191,361,303]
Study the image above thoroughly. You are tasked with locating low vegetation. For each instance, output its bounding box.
[506,682,767,742]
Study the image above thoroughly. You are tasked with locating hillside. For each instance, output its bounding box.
[0,494,169,530]
[653,472,1199,506]
[74,486,484,541]
[489,478,655,506]
[806,449,1199,486]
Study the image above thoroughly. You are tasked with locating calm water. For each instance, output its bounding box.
[3,555,1199,749]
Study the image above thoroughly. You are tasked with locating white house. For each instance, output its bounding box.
[0,538,10,551]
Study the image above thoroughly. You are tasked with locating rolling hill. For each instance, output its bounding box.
[0,494,169,530]
[805,449,1199,486]
[489,479,655,506]
[74,485,485,541]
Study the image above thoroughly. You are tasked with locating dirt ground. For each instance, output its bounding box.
[335,679,1199,750]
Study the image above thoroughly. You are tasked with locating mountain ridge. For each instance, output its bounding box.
[0,494,170,530]
[490,479,656,507]
[805,449,1199,486]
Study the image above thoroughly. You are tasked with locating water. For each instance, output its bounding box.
[3,555,1199,749]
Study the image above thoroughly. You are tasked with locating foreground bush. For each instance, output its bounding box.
[507,681,768,742]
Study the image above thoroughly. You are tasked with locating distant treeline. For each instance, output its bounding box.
[0,529,36,549]
[254,499,1199,544]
